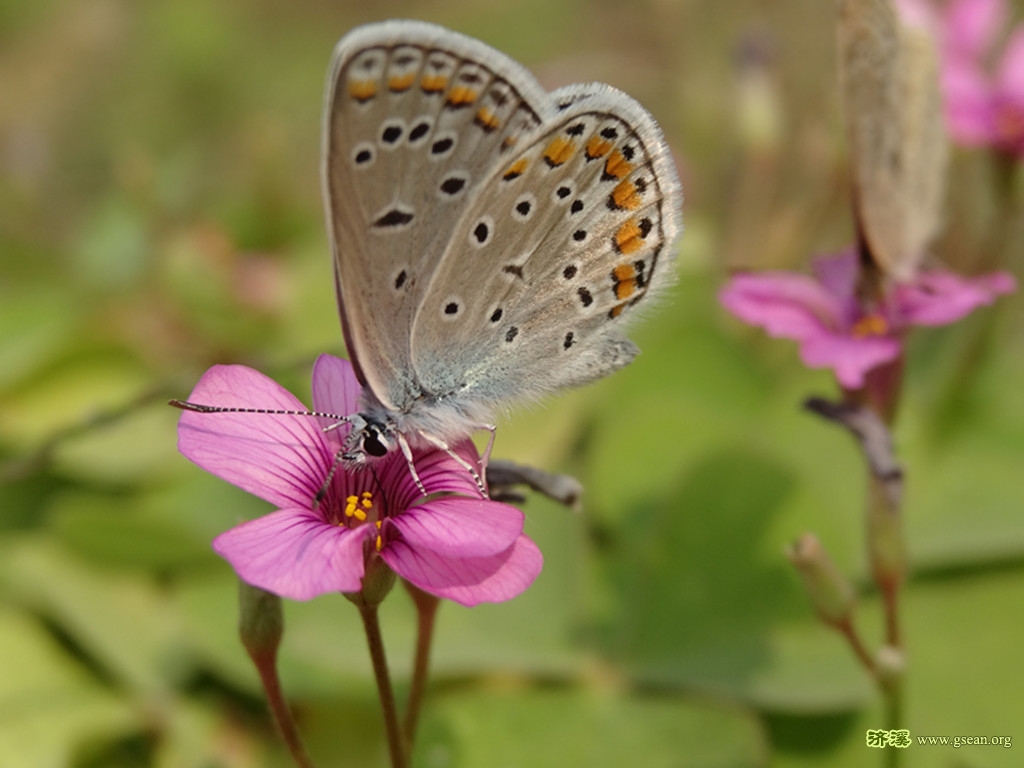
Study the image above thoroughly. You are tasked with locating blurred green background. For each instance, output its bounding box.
[2,0,1023,766]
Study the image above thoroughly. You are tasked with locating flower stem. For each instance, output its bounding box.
[237,582,317,768]
[250,649,318,768]
[357,602,407,768]
[834,617,877,678]
[402,581,441,749]
[866,472,905,650]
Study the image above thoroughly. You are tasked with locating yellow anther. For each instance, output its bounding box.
[851,314,890,338]
[375,534,383,552]
[352,508,367,522]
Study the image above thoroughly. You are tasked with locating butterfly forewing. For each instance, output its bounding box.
[322,20,553,410]
[410,86,682,406]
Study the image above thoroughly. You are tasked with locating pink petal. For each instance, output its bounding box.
[944,0,1005,61]
[178,365,331,510]
[942,61,997,144]
[894,0,940,34]
[996,28,1024,101]
[720,272,843,340]
[310,354,362,432]
[375,438,485,510]
[382,535,543,606]
[810,249,859,304]
[389,496,524,558]
[799,332,902,389]
[895,269,1017,325]
[213,509,373,601]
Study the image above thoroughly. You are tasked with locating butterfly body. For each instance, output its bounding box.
[322,20,682,482]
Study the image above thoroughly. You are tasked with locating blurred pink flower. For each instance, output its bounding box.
[719,249,1016,388]
[898,0,1024,155]
[177,354,542,606]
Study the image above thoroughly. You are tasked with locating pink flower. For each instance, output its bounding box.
[899,0,1024,155]
[719,249,1016,389]
[176,354,542,606]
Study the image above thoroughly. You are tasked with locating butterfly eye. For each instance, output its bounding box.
[362,426,390,457]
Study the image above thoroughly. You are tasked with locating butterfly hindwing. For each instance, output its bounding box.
[410,85,682,407]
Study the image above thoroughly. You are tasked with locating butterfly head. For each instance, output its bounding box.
[342,413,398,467]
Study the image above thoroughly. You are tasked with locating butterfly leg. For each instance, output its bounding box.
[416,430,489,498]
[479,423,497,483]
[396,432,428,496]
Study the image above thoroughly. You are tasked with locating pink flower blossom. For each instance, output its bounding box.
[899,0,1024,155]
[176,354,542,606]
[719,249,1016,389]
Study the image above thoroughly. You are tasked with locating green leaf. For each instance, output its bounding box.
[414,687,766,768]
[1,538,188,696]
[0,608,139,765]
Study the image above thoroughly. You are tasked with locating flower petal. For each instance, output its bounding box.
[389,496,524,558]
[810,249,859,305]
[944,0,1005,61]
[382,535,543,606]
[374,438,485,511]
[178,365,330,509]
[996,28,1024,102]
[943,61,997,144]
[311,354,362,431]
[213,509,372,601]
[799,332,902,390]
[894,0,939,34]
[895,269,1017,326]
[720,272,843,340]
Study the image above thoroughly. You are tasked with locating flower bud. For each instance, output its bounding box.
[787,533,856,626]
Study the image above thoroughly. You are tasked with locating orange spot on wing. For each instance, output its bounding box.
[614,220,644,255]
[348,80,377,102]
[604,149,632,179]
[446,85,478,106]
[503,158,528,180]
[611,179,641,210]
[543,136,575,167]
[420,74,448,93]
[608,303,627,319]
[613,263,639,300]
[613,263,637,282]
[388,72,416,92]
[474,107,500,131]
[585,136,613,159]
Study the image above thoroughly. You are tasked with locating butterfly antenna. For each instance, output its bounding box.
[314,450,347,508]
[169,399,351,423]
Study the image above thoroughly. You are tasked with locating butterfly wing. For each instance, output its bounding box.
[322,20,554,410]
[410,84,682,410]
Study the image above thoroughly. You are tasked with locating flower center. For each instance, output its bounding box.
[994,98,1024,153]
[851,313,889,338]
[343,491,385,551]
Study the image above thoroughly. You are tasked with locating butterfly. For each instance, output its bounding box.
[177,20,683,495]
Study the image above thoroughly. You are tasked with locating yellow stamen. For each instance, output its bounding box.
[995,103,1024,147]
[851,314,889,338]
